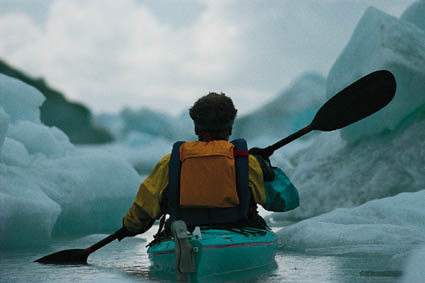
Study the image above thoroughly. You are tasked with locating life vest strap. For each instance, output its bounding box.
[234,149,249,156]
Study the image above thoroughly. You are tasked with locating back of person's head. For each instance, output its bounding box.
[189,92,238,141]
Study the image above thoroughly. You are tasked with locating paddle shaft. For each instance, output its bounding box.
[83,221,153,255]
[85,233,119,254]
[265,125,313,155]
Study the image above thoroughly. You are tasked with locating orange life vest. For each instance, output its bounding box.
[166,139,250,227]
[179,140,240,208]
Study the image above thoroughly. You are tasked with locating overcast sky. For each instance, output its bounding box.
[0,0,416,115]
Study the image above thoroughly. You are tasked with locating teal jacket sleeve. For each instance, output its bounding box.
[264,167,299,212]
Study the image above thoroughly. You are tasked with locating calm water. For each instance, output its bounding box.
[0,226,402,282]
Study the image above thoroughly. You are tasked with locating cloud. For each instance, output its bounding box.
[0,0,416,115]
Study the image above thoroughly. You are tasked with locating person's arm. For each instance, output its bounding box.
[248,155,299,212]
[248,155,267,207]
[118,154,171,240]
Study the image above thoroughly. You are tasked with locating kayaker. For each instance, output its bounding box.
[116,92,299,240]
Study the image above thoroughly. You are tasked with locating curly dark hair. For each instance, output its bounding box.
[189,92,237,128]
[189,92,237,139]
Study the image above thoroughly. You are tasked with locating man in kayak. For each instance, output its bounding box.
[117,92,299,240]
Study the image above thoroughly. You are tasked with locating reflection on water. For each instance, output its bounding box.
[0,227,402,283]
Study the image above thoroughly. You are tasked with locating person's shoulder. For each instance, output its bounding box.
[248,154,260,165]
[150,154,171,172]
[159,153,171,164]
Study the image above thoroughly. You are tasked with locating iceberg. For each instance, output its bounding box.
[0,74,44,123]
[277,190,425,257]
[0,74,140,250]
[327,7,425,143]
[270,115,425,222]
[271,3,425,275]
[400,0,425,32]
[269,5,425,223]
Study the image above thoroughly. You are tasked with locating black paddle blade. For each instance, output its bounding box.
[34,230,121,265]
[34,249,89,264]
[311,70,396,131]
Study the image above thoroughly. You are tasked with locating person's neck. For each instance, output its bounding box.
[198,137,230,142]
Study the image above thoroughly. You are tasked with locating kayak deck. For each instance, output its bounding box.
[148,227,278,279]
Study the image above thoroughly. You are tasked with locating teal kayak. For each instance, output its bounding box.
[147,226,278,280]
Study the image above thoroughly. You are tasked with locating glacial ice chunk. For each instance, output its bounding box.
[277,190,425,261]
[0,74,44,123]
[7,121,73,157]
[400,0,425,31]
[1,137,30,167]
[0,74,143,249]
[271,117,425,222]
[327,7,425,143]
[32,151,140,236]
[0,165,61,249]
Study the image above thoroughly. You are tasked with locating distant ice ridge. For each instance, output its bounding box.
[95,106,194,142]
[93,106,195,174]
[0,74,140,250]
[77,132,172,176]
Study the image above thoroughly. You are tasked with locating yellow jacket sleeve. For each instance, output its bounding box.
[248,155,267,207]
[123,154,171,233]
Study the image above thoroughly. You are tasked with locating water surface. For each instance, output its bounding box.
[0,227,402,282]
